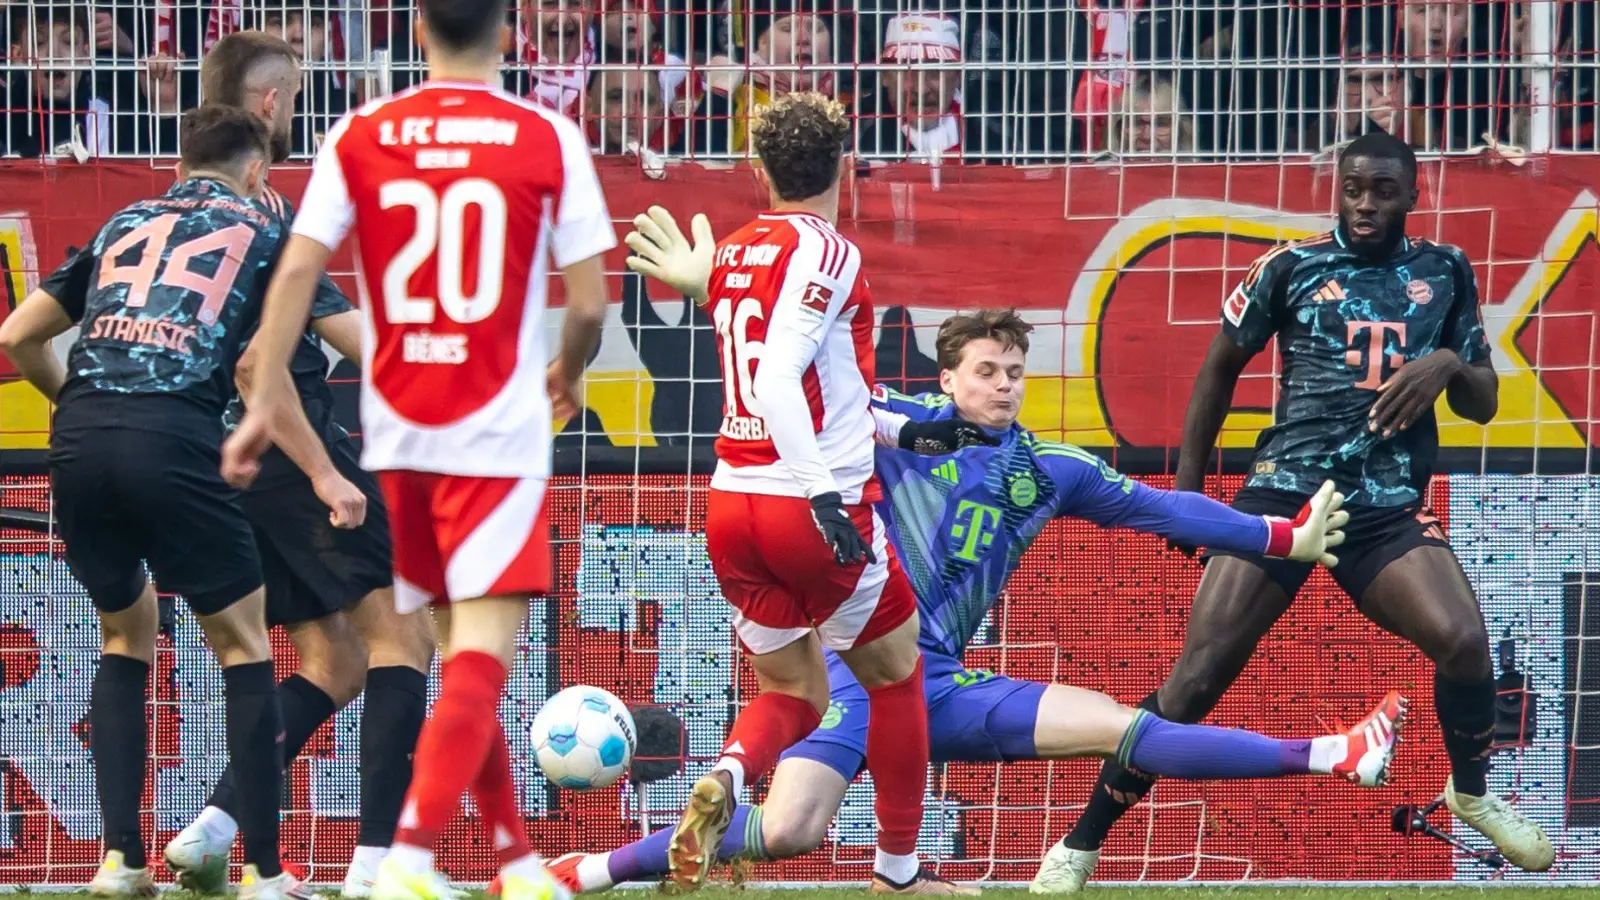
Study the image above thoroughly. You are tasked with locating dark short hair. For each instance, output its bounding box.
[935,308,1033,370]
[258,0,335,25]
[420,0,504,54]
[16,4,88,42]
[749,92,849,202]
[1340,130,1417,183]
[202,31,299,107]
[180,105,271,172]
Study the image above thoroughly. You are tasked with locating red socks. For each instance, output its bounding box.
[865,657,928,855]
[474,720,534,866]
[717,692,823,786]
[394,651,508,851]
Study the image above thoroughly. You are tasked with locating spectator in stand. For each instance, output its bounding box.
[1511,0,1596,150]
[1292,34,1404,152]
[116,51,198,155]
[1388,0,1513,150]
[5,4,110,158]
[509,0,592,118]
[855,12,978,162]
[258,0,351,153]
[1125,0,1288,155]
[687,0,842,155]
[591,0,699,153]
[1106,71,1194,156]
[584,66,669,154]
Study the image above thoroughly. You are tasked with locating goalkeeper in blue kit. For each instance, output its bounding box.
[543,210,1409,895]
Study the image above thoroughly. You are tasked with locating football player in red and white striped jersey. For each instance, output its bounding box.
[222,3,613,900]
[625,93,973,894]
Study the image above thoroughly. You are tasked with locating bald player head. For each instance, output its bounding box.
[202,31,302,162]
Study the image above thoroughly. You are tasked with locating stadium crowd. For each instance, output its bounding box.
[0,0,1594,163]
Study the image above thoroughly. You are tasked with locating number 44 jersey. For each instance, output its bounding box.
[295,81,616,479]
[707,211,880,504]
[45,177,286,438]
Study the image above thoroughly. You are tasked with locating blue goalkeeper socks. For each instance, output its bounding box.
[606,806,766,885]
[1119,710,1318,779]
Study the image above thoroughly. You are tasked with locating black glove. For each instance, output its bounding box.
[809,491,876,566]
[898,418,1000,455]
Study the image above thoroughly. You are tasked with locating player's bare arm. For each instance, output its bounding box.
[1175,330,1257,494]
[0,288,73,402]
[310,308,364,365]
[549,254,610,421]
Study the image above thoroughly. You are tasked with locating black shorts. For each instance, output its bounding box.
[237,434,393,628]
[1203,486,1451,602]
[50,427,262,616]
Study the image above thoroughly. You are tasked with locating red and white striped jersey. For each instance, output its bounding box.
[294,80,615,479]
[708,211,880,504]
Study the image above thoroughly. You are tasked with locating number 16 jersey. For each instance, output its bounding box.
[708,211,880,504]
[295,80,616,479]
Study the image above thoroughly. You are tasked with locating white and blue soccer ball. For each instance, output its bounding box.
[530,685,637,790]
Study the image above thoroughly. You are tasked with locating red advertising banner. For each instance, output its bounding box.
[0,159,1595,454]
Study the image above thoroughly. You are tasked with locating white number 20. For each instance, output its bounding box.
[379,178,507,325]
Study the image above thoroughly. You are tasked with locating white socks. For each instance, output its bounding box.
[874,849,919,884]
[385,843,435,875]
[195,806,239,844]
[577,853,615,891]
[1308,734,1345,774]
[711,757,747,799]
[349,845,388,872]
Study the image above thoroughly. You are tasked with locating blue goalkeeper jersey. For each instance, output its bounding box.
[871,387,1276,658]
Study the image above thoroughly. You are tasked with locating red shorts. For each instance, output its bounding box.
[705,489,917,655]
[377,470,553,610]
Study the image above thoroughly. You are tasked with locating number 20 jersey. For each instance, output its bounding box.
[707,212,880,504]
[295,81,616,479]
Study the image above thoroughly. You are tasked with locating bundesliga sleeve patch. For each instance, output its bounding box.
[1222,284,1249,326]
[800,281,833,314]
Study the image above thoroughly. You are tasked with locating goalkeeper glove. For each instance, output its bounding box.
[810,492,876,567]
[898,418,1000,455]
[624,205,715,303]
[1262,480,1349,566]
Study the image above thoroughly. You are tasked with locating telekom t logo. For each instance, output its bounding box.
[1345,321,1407,389]
[950,500,1002,562]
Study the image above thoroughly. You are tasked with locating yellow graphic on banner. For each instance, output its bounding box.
[1061,196,1590,451]
[0,215,49,450]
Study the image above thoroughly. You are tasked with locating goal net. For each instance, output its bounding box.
[1,0,1597,887]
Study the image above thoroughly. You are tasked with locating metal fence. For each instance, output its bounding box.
[0,1,1594,163]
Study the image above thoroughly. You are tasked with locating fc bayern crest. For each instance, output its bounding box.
[1405,279,1434,305]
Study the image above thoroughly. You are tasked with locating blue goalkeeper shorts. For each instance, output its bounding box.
[778,649,1047,781]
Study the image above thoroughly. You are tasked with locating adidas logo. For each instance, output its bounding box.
[931,461,959,484]
[1313,280,1347,303]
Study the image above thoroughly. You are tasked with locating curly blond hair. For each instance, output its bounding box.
[749,92,850,201]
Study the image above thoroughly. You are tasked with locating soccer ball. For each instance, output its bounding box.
[530,685,636,790]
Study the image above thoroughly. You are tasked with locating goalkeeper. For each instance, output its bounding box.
[554,210,1406,895]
